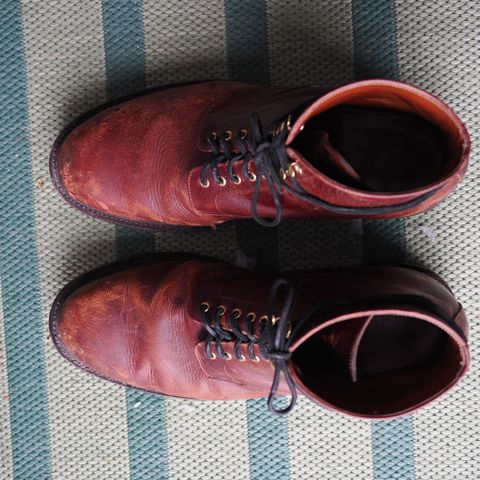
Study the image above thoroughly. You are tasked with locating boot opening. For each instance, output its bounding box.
[291,105,452,192]
[292,315,462,417]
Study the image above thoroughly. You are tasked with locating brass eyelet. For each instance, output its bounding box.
[217,176,227,187]
[271,315,280,325]
[252,355,260,363]
[223,352,232,360]
[239,128,248,140]
[223,130,233,142]
[200,178,210,188]
[247,171,256,182]
[210,352,217,360]
[279,168,287,181]
[208,131,217,141]
[287,162,302,178]
[258,315,269,323]
[231,308,242,318]
[232,174,242,185]
[246,312,256,321]
[201,302,210,312]
[238,354,246,362]
[217,305,227,316]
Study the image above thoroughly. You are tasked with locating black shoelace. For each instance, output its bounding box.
[199,278,297,415]
[200,113,438,226]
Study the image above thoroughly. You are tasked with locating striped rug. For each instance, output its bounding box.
[1,0,478,479]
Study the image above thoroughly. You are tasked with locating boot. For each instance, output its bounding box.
[50,256,469,418]
[50,80,470,228]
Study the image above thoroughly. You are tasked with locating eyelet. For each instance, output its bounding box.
[201,302,210,312]
[245,312,256,321]
[217,176,227,187]
[217,305,227,316]
[287,162,302,178]
[239,129,248,140]
[258,315,268,323]
[223,352,232,360]
[210,352,217,360]
[199,178,210,188]
[252,355,260,363]
[232,174,242,185]
[232,308,242,318]
[238,354,246,362]
[247,171,256,182]
[223,130,233,142]
[208,131,217,141]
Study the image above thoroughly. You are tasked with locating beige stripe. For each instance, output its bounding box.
[396,1,480,479]
[278,221,372,480]
[268,3,365,474]
[164,399,250,480]
[153,233,251,480]
[21,1,130,479]
[143,0,228,86]
[142,2,251,477]
[289,398,374,480]
[267,0,354,86]
[0,283,13,480]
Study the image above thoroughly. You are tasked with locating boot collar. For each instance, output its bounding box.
[288,293,468,419]
[286,79,470,214]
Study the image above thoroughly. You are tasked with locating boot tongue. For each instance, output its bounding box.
[317,131,365,188]
[319,315,374,382]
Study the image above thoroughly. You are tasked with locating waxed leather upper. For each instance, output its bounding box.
[53,80,470,227]
[52,259,469,417]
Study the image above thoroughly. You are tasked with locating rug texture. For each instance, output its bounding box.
[0,0,479,479]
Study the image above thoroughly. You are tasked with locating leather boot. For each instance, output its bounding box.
[50,257,469,418]
[50,80,470,228]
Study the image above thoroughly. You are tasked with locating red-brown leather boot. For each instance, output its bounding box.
[50,257,469,418]
[51,80,470,228]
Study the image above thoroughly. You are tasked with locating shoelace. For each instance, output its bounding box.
[199,278,298,415]
[200,113,438,226]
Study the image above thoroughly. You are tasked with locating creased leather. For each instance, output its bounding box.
[53,259,469,417]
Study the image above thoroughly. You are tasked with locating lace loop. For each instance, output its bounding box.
[199,277,298,415]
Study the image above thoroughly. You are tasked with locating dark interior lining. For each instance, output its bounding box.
[291,105,451,192]
[293,315,460,416]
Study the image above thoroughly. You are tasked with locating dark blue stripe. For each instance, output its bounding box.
[101,2,169,479]
[0,2,52,478]
[352,1,415,478]
[224,1,289,478]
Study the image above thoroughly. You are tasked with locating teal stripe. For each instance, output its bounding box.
[246,400,290,480]
[371,418,416,480]
[363,219,405,264]
[101,2,169,479]
[102,0,146,99]
[224,0,270,83]
[352,1,415,479]
[0,2,52,478]
[352,0,399,79]
[224,1,289,478]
